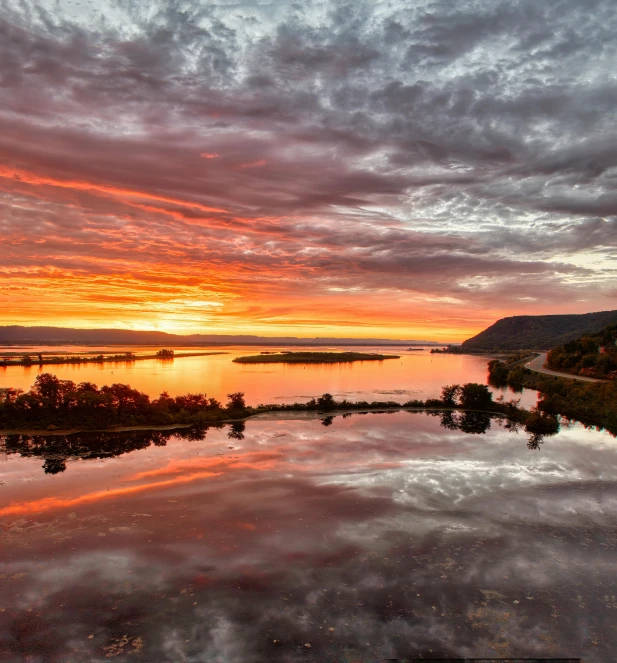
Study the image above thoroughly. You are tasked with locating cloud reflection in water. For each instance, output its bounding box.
[0,412,616,662]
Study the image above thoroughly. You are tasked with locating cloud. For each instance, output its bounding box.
[1,0,616,335]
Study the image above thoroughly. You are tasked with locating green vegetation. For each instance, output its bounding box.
[2,377,564,474]
[546,323,617,379]
[0,374,235,430]
[459,310,617,352]
[0,373,560,447]
[232,351,400,364]
[5,399,556,477]
[488,357,617,435]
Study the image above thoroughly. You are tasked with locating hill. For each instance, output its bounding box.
[461,310,617,352]
[0,326,442,347]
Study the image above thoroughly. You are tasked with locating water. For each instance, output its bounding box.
[1,412,615,661]
[0,345,538,408]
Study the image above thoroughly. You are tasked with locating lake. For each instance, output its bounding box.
[0,345,539,408]
[1,411,615,661]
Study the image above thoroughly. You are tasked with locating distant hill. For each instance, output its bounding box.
[0,326,442,347]
[461,310,617,351]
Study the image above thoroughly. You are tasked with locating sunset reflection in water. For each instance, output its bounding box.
[0,345,539,407]
[1,412,614,662]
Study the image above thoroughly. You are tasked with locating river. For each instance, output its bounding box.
[1,411,614,661]
[0,344,539,408]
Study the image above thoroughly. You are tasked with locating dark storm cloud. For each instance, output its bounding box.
[1,0,616,314]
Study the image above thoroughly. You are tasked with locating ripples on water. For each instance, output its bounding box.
[1,412,615,662]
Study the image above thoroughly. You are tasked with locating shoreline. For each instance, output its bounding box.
[0,406,513,437]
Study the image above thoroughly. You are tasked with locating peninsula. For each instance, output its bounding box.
[0,372,555,440]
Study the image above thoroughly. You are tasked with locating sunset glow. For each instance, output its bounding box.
[2,1,616,340]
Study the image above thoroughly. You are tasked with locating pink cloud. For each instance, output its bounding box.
[240,159,267,169]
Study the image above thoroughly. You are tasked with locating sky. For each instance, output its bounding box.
[1,0,616,341]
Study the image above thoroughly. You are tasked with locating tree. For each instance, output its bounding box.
[226,392,246,409]
[316,393,336,411]
[459,383,493,409]
[174,393,209,413]
[32,374,77,409]
[440,384,460,406]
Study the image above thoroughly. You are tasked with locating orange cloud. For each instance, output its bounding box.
[0,471,223,518]
[0,165,228,215]
[128,452,281,481]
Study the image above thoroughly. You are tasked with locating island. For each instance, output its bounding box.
[0,349,226,367]
[232,351,400,364]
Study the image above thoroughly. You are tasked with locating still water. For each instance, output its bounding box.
[0,345,538,408]
[1,412,615,661]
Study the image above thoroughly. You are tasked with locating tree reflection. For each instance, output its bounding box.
[438,410,460,431]
[227,421,246,440]
[432,410,491,434]
[2,408,565,475]
[527,434,544,450]
[43,457,67,474]
[3,424,225,474]
[458,411,491,434]
[429,409,558,447]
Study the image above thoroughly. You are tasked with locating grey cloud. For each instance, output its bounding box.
[1,0,616,310]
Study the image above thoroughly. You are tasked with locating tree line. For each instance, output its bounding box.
[546,323,617,379]
[0,373,248,429]
[0,373,562,443]
[488,357,617,435]
[4,387,558,476]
